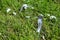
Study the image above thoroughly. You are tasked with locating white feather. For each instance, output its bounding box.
[37,19,42,33]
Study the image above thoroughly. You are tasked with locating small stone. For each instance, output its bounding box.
[7,8,11,13]
[13,12,16,15]
[50,15,56,19]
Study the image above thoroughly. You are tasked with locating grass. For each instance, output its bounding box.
[0,0,60,40]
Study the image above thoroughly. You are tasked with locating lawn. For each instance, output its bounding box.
[0,0,60,40]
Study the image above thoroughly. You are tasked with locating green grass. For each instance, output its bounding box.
[0,0,60,40]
